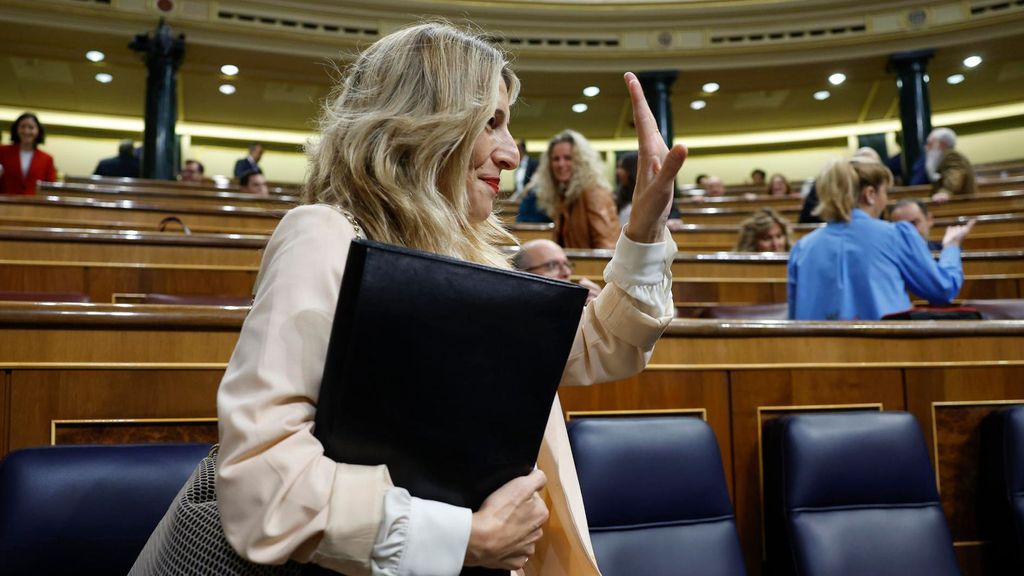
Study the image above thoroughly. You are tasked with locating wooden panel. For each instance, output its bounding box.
[52,417,218,445]
[558,370,733,494]
[0,261,257,304]
[7,368,222,453]
[0,369,9,456]
[0,199,280,233]
[904,367,1024,543]
[729,369,905,573]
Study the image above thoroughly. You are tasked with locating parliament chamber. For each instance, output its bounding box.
[3,1,1024,575]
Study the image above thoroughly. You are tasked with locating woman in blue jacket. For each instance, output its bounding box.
[788,156,974,320]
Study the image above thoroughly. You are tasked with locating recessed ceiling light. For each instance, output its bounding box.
[924,74,930,83]
[221,64,240,76]
[571,103,588,113]
[813,90,831,101]
[963,55,982,68]
[946,74,965,85]
[219,84,237,95]
[828,73,846,86]
[690,100,707,110]
[85,50,105,63]
[95,73,113,84]
[702,82,720,93]
[582,86,600,97]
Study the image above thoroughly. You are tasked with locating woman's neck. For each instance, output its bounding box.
[19,143,34,153]
[858,203,883,219]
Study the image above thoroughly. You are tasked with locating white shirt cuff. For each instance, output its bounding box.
[604,227,677,316]
[372,488,472,576]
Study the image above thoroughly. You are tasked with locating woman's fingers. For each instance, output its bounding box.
[624,73,660,147]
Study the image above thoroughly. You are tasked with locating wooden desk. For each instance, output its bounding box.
[1,304,1020,576]
[40,181,299,209]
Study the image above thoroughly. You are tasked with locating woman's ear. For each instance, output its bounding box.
[862,185,877,205]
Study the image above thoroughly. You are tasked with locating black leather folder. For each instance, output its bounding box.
[313,239,587,572]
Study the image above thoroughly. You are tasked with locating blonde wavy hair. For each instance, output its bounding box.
[303,22,520,268]
[534,129,610,216]
[735,207,793,251]
[814,156,893,222]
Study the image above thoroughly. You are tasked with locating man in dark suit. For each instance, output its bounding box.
[233,142,263,179]
[94,140,140,178]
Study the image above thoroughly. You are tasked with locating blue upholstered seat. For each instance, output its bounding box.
[762,411,960,576]
[567,416,746,576]
[980,405,1024,572]
[0,443,210,576]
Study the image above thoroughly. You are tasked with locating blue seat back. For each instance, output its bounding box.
[980,405,1024,571]
[763,411,960,576]
[0,443,210,576]
[568,416,746,576]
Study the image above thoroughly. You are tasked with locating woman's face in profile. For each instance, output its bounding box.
[550,142,574,185]
[466,82,518,223]
[756,223,787,252]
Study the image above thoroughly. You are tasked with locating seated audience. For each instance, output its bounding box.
[750,169,766,187]
[238,169,269,196]
[788,156,974,320]
[0,112,57,195]
[695,173,708,188]
[178,159,204,183]
[925,127,977,202]
[512,239,601,303]
[735,208,792,252]
[766,173,795,197]
[233,142,263,179]
[535,129,619,249]
[890,198,942,251]
[94,139,140,178]
[704,175,726,197]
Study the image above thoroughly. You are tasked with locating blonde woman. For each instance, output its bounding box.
[534,130,620,249]
[788,157,974,320]
[735,207,792,252]
[134,21,688,576]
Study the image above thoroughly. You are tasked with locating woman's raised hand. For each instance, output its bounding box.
[623,72,688,243]
[464,468,549,570]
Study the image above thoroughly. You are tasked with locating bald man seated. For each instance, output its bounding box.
[512,239,602,304]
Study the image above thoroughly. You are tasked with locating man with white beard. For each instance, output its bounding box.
[924,127,977,202]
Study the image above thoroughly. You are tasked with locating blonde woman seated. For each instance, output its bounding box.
[788,157,975,320]
[735,207,792,252]
[535,129,620,249]
[132,21,687,576]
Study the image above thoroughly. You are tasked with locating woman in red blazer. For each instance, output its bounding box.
[0,112,57,195]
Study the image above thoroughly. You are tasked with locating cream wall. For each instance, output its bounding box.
[40,135,133,179]
[958,125,1024,167]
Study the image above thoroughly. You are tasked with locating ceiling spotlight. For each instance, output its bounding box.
[963,55,982,68]
[946,74,965,85]
[571,103,588,113]
[95,73,113,84]
[828,73,846,86]
[582,86,600,97]
[690,100,707,110]
[221,64,240,76]
[85,50,105,63]
[702,82,720,93]
[813,90,831,101]
[924,74,930,83]
[219,83,237,95]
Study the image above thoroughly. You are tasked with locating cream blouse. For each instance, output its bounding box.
[216,204,677,575]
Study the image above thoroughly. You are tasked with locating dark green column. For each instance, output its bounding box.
[637,71,678,147]
[888,50,934,180]
[130,19,185,180]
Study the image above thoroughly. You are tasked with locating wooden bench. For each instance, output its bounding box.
[1,302,1020,576]
[39,181,299,209]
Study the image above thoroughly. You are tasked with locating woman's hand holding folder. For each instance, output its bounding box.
[465,468,549,571]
